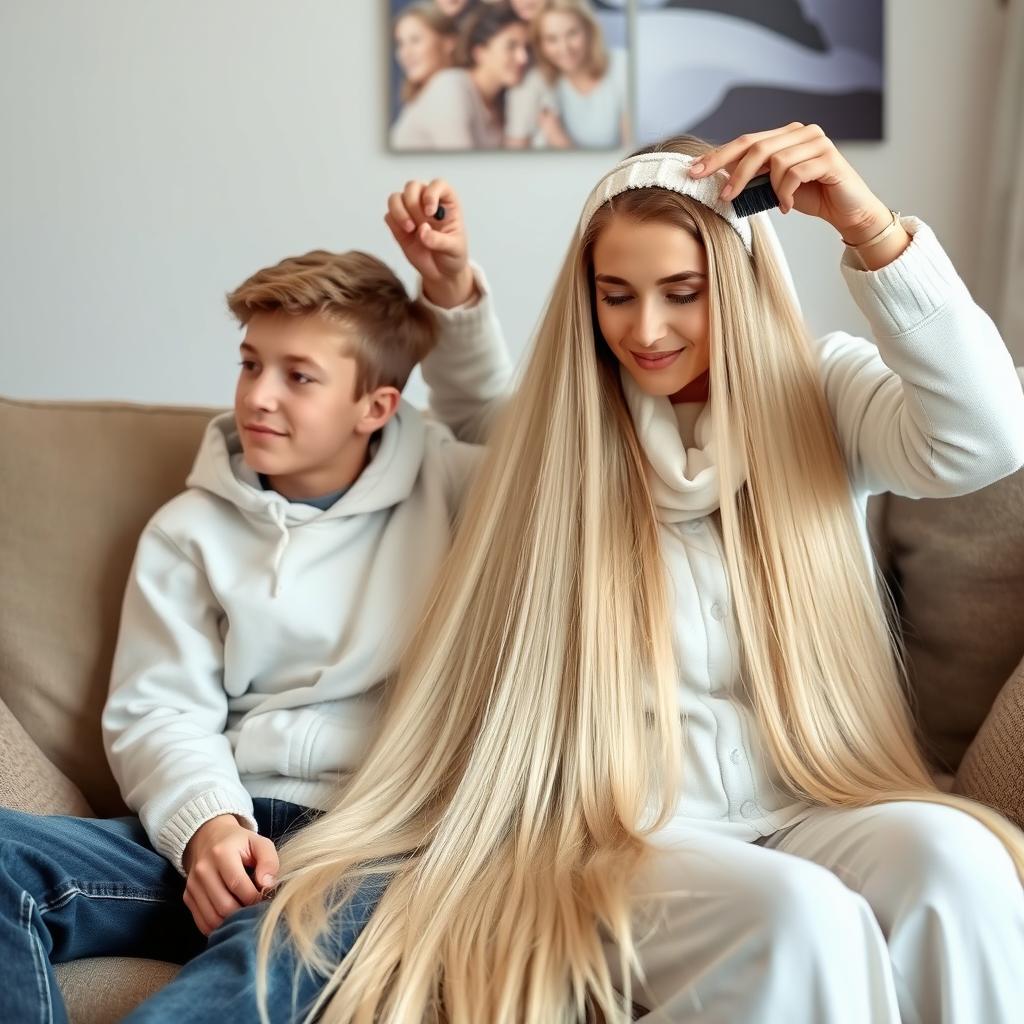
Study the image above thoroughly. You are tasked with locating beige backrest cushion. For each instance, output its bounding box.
[0,397,217,815]
[883,460,1024,772]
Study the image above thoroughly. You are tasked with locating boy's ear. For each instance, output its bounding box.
[356,386,401,435]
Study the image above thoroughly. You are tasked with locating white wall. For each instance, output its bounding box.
[0,0,1015,408]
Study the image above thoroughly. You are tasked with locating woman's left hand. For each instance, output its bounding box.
[688,122,891,244]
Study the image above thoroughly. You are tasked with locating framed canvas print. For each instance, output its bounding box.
[388,0,631,152]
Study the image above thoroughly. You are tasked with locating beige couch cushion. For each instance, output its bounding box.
[883,462,1024,771]
[54,957,181,1024]
[0,398,216,815]
[955,652,1024,830]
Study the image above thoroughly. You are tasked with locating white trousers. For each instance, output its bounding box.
[605,802,1024,1023]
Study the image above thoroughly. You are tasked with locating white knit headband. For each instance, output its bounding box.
[578,151,754,254]
[578,150,802,311]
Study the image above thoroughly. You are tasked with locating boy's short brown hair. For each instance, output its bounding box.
[226,250,438,395]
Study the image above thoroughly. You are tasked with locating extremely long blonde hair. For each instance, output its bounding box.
[255,135,1024,1023]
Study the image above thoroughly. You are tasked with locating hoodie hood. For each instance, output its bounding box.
[185,400,428,595]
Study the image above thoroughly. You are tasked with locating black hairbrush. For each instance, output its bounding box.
[731,174,780,218]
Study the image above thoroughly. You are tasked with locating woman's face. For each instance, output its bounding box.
[510,0,546,20]
[435,0,470,16]
[395,15,453,86]
[592,216,711,398]
[537,11,588,75]
[473,23,531,87]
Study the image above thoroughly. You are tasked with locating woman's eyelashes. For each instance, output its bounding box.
[600,292,700,307]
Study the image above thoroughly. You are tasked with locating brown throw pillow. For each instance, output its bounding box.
[954,653,1024,830]
[883,459,1024,772]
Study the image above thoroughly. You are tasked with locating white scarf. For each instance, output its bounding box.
[621,368,747,524]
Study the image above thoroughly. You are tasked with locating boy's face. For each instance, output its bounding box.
[234,314,397,497]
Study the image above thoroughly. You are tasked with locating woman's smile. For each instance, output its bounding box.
[631,347,687,371]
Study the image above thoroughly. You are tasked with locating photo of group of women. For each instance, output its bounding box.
[387,1,886,152]
[388,0,629,151]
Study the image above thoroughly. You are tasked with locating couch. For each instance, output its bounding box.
[1,394,1022,1023]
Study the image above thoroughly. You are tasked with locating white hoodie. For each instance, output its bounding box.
[102,391,499,872]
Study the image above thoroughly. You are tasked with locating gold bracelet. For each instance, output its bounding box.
[841,209,901,250]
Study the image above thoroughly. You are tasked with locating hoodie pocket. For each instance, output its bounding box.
[233,699,379,780]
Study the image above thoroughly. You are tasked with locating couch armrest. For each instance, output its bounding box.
[0,694,94,816]
[954,652,1024,830]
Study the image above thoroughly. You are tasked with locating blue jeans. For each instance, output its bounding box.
[0,798,378,1024]
[125,870,383,1023]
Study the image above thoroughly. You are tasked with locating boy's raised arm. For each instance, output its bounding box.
[386,178,516,445]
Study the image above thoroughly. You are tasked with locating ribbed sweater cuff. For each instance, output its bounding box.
[418,261,498,343]
[840,216,971,337]
[157,789,258,876]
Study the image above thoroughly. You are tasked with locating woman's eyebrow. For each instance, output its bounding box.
[595,272,706,286]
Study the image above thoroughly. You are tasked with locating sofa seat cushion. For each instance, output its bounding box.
[56,957,180,1023]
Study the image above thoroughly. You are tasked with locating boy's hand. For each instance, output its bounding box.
[182,814,279,936]
[385,178,477,309]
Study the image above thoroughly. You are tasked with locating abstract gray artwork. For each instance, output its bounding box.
[634,0,884,145]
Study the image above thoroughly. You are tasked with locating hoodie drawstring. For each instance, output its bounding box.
[270,505,290,597]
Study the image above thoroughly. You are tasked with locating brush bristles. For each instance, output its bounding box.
[732,174,780,218]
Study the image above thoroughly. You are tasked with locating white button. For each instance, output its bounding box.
[729,748,743,765]
[740,800,758,818]
[711,602,727,621]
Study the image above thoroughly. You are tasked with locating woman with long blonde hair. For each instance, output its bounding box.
[127,124,1024,1022]
[391,2,459,107]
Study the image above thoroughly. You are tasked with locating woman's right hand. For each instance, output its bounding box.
[385,178,476,308]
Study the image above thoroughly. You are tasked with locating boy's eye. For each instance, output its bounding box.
[290,372,315,385]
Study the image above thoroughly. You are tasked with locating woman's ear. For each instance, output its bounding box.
[356,387,402,435]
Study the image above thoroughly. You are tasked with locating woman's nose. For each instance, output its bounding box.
[632,303,668,347]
